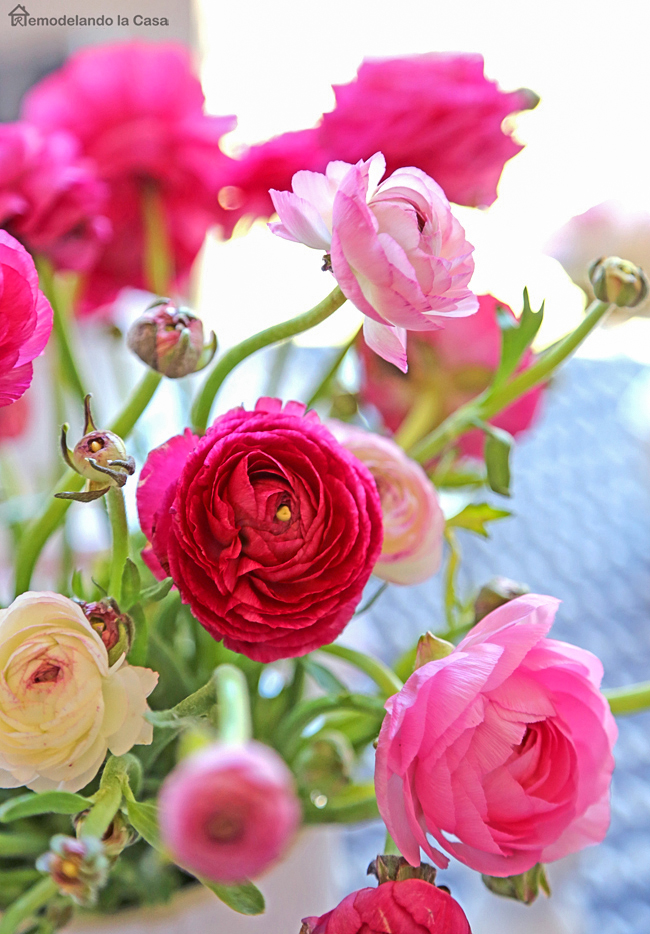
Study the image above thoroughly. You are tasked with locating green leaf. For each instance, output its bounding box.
[71,568,85,600]
[483,427,514,497]
[0,791,92,823]
[139,577,173,606]
[121,558,141,610]
[125,798,160,849]
[446,502,511,537]
[302,659,347,694]
[492,289,544,389]
[127,602,148,667]
[200,879,265,915]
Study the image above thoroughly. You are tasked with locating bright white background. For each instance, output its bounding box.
[193,0,650,358]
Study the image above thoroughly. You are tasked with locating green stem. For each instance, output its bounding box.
[411,300,612,463]
[443,528,462,632]
[384,830,400,855]
[142,185,172,296]
[82,756,140,839]
[318,645,403,698]
[306,324,361,408]
[393,388,441,450]
[605,680,650,715]
[37,258,86,403]
[0,877,57,934]
[13,370,161,597]
[277,694,386,759]
[191,286,347,433]
[214,665,252,745]
[107,488,129,603]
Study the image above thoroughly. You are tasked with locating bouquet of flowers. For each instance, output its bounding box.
[0,39,648,934]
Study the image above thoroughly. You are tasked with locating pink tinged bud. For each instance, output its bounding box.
[78,599,133,665]
[328,421,444,585]
[36,835,109,906]
[127,301,216,378]
[158,741,301,883]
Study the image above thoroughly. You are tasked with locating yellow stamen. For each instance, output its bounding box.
[275,505,291,522]
[60,859,79,878]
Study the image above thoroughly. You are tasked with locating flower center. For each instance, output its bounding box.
[205,813,245,844]
[31,662,62,685]
[275,504,292,521]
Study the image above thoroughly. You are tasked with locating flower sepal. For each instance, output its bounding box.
[482,862,551,905]
[367,854,439,886]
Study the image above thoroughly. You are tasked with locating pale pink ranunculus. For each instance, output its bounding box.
[0,230,53,407]
[158,741,301,883]
[0,122,110,272]
[270,153,477,372]
[328,421,444,585]
[375,594,617,877]
[0,592,158,792]
[22,41,236,313]
[358,294,544,458]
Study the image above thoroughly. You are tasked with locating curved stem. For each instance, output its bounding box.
[0,877,57,934]
[107,487,129,603]
[142,185,172,296]
[411,299,612,463]
[13,370,162,597]
[317,644,403,698]
[306,324,361,408]
[191,286,346,433]
[605,680,650,715]
[37,258,86,403]
[214,665,252,745]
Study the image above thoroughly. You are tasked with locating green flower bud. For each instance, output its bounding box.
[474,577,530,623]
[588,256,649,308]
[127,300,216,378]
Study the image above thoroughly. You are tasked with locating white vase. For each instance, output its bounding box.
[64,827,342,934]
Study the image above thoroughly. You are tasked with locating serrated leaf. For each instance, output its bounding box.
[125,799,160,849]
[484,428,513,497]
[302,659,346,694]
[121,558,141,609]
[446,503,511,537]
[201,878,265,915]
[0,791,92,822]
[139,578,173,606]
[492,289,544,389]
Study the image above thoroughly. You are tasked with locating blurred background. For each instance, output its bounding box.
[2,1,650,932]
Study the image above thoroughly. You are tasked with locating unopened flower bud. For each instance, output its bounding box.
[414,631,454,668]
[482,862,551,905]
[367,854,439,886]
[127,300,216,378]
[73,811,138,861]
[56,395,135,502]
[36,835,109,906]
[78,599,134,665]
[588,256,649,308]
[474,576,530,622]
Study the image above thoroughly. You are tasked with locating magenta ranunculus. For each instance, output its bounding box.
[0,230,52,407]
[136,398,383,662]
[270,153,477,371]
[159,741,301,883]
[0,122,109,271]
[375,594,617,877]
[301,879,471,934]
[359,294,544,457]
[320,54,538,209]
[22,40,236,313]
[328,421,444,585]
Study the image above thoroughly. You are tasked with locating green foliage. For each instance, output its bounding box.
[0,792,92,823]
[492,289,544,389]
[446,502,511,537]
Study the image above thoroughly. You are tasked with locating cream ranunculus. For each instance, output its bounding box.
[0,592,158,792]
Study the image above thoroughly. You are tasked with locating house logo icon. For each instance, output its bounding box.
[8,4,29,25]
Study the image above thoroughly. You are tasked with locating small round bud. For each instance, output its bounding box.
[127,301,208,378]
[72,430,132,486]
[78,599,134,665]
[588,256,649,308]
[474,576,530,623]
[36,835,109,906]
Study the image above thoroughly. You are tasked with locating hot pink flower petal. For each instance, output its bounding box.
[375,594,617,877]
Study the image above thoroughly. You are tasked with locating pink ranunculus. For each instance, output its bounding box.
[0,394,29,441]
[375,594,617,877]
[270,154,477,371]
[301,879,471,934]
[359,294,544,457]
[136,398,383,662]
[0,230,53,407]
[328,421,444,585]
[22,40,237,313]
[319,54,538,209]
[0,122,110,271]
[158,741,301,883]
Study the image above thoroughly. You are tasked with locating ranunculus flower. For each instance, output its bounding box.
[270,153,477,371]
[319,54,538,209]
[0,394,29,440]
[375,594,617,877]
[159,741,301,882]
[358,294,544,457]
[301,879,471,934]
[0,122,109,271]
[22,40,236,312]
[0,592,158,792]
[0,230,53,407]
[137,398,383,662]
[328,421,444,585]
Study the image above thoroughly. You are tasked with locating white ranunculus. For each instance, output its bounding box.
[0,592,158,792]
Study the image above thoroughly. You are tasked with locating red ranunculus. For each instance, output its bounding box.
[0,231,52,407]
[0,122,109,272]
[22,40,236,313]
[301,880,471,934]
[137,398,383,662]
